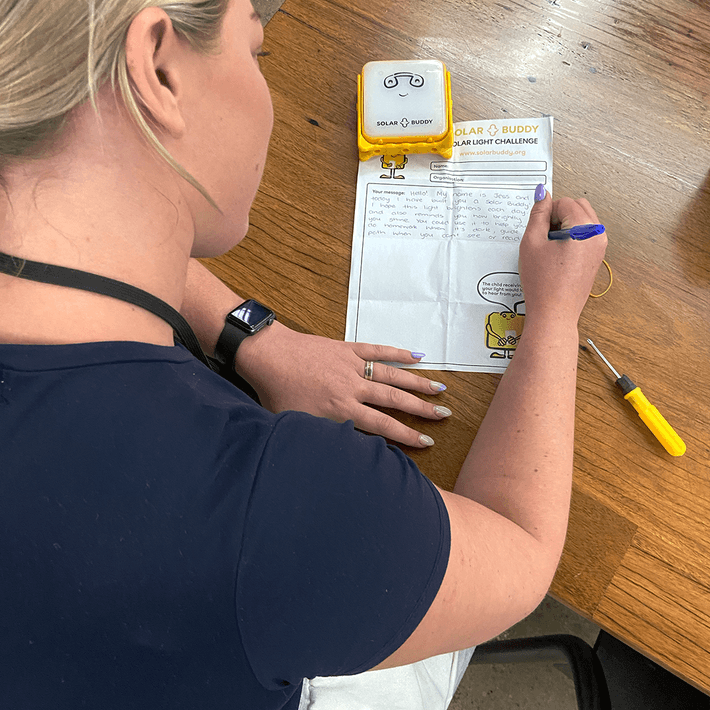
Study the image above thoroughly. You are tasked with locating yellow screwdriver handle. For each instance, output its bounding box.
[624,388,686,457]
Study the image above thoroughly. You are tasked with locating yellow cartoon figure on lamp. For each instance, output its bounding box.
[357,59,454,164]
[380,153,408,179]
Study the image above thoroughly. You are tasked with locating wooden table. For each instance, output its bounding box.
[205,0,710,694]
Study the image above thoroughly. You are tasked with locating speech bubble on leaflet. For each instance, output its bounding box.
[477,272,525,312]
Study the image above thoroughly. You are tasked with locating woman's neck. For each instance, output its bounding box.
[0,108,196,347]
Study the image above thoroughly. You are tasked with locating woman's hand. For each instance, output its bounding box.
[233,322,449,448]
[519,190,608,328]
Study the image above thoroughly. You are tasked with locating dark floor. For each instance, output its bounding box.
[450,596,599,709]
[252,1,601,706]
[253,0,281,24]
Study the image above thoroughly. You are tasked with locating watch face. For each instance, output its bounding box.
[229,299,274,333]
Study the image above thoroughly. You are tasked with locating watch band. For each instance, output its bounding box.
[214,322,251,369]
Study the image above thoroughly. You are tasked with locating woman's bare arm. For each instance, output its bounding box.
[371,191,608,668]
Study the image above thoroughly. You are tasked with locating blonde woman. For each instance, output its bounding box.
[0,1,606,709]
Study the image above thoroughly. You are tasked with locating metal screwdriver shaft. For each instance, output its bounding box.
[586,339,620,379]
[586,339,686,457]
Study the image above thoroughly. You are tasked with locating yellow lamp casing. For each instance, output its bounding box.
[357,59,454,162]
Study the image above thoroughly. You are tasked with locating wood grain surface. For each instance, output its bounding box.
[203,0,710,693]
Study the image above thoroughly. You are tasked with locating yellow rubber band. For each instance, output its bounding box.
[590,259,612,298]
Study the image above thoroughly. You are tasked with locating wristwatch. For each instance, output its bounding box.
[214,299,276,371]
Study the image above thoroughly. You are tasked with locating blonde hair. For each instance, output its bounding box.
[0,0,230,204]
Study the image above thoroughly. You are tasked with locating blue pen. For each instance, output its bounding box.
[548,224,605,240]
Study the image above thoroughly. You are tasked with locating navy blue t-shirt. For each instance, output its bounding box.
[0,342,450,709]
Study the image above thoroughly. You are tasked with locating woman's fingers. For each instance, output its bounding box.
[350,342,424,365]
[349,342,446,394]
[369,361,447,394]
[342,341,452,447]
[550,197,600,229]
[351,404,438,449]
[362,381,452,422]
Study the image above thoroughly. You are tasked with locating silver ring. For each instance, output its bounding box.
[364,361,375,381]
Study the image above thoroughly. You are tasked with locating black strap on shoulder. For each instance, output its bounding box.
[0,251,216,372]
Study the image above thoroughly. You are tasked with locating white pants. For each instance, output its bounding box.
[298,647,476,710]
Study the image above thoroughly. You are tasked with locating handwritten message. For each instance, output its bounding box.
[365,185,531,243]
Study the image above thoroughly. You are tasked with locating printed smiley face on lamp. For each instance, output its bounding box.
[357,59,454,161]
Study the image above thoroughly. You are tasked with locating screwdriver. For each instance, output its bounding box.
[586,339,686,457]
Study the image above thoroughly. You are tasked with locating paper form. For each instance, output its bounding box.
[345,116,553,373]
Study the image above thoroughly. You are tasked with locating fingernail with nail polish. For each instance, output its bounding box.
[430,381,447,392]
[434,406,452,418]
[411,352,426,359]
[534,184,546,202]
[419,434,435,447]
